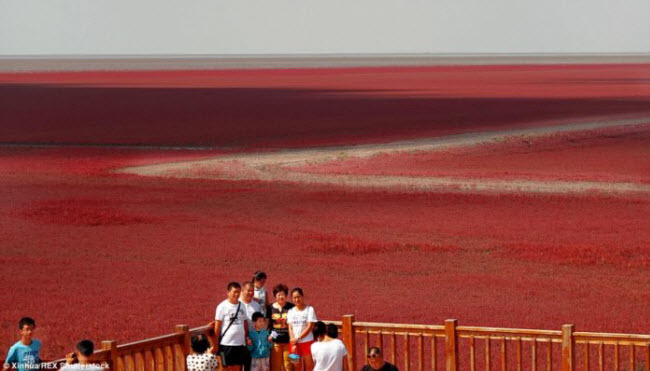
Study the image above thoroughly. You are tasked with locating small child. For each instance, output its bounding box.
[252,271,270,310]
[3,317,42,371]
[186,334,218,371]
[248,312,273,371]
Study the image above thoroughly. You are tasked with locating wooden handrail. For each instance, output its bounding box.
[457,326,562,336]
[574,331,650,340]
[353,321,445,331]
[44,317,650,371]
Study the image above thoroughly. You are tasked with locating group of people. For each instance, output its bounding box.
[196,271,398,371]
[3,271,398,371]
[3,317,105,371]
[207,272,335,371]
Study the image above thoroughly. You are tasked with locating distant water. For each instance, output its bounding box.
[1,53,650,72]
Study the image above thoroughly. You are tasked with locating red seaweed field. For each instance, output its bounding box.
[1,64,649,360]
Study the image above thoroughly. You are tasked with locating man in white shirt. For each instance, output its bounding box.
[239,282,262,329]
[311,322,348,371]
[214,282,252,371]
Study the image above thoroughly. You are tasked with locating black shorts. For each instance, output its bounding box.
[220,345,251,367]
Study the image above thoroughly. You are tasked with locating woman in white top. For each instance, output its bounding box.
[287,287,318,371]
[310,322,348,371]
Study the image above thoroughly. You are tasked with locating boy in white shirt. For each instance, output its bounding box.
[311,322,348,371]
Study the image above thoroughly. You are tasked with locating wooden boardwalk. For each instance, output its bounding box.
[47,315,650,370]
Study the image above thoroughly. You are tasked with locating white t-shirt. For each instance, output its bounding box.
[59,364,104,371]
[215,299,247,346]
[253,286,267,308]
[311,339,347,371]
[186,353,219,371]
[287,306,318,343]
[240,299,262,328]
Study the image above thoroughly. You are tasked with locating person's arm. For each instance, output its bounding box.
[288,315,297,345]
[64,352,77,365]
[297,306,317,339]
[4,347,16,369]
[342,355,349,371]
[35,341,43,368]
[206,321,217,349]
[244,320,252,346]
[212,320,222,354]
[297,322,315,340]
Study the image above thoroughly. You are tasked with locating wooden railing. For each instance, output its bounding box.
[342,316,650,371]
[48,316,650,370]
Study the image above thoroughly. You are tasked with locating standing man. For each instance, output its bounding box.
[240,281,263,329]
[361,347,398,371]
[214,282,252,371]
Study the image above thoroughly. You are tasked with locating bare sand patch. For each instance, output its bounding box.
[119,116,650,195]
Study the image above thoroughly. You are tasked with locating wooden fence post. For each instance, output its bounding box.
[176,324,191,355]
[101,340,117,371]
[445,319,459,371]
[561,324,575,371]
[343,315,357,371]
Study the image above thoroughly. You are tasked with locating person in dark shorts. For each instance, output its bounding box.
[214,282,252,371]
[266,283,294,371]
[361,347,398,371]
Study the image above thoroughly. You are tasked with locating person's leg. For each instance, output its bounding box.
[297,342,313,371]
[242,346,252,371]
[250,358,260,371]
[302,354,314,371]
[271,343,284,371]
[224,345,248,371]
[253,357,270,371]
[222,345,238,371]
[282,344,292,371]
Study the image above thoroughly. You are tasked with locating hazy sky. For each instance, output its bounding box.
[1,0,649,55]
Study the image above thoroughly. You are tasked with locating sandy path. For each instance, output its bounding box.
[120,116,650,195]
